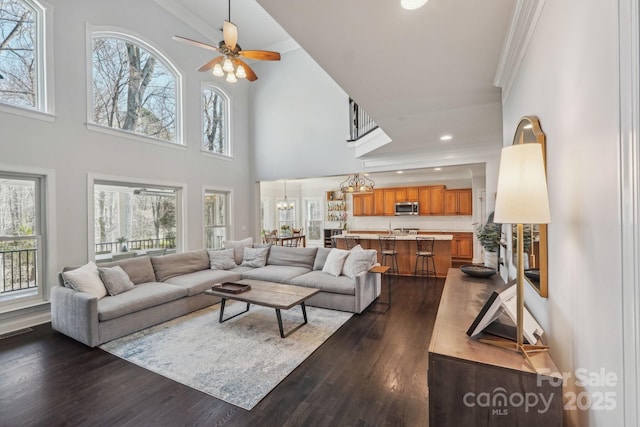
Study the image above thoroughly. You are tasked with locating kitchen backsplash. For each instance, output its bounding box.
[348,215,474,232]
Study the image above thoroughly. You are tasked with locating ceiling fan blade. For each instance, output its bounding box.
[223,21,238,50]
[197,56,224,72]
[234,58,258,82]
[173,35,219,52]
[239,50,281,61]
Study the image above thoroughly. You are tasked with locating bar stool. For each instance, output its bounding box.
[379,235,399,276]
[345,235,361,249]
[415,236,436,280]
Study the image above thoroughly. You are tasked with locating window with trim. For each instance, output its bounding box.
[93,182,179,258]
[202,86,230,156]
[0,0,44,110]
[204,190,230,250]
[0,173,45,305]
[277,201,297,234]
[304,198,322,242]
[91,32,179,143]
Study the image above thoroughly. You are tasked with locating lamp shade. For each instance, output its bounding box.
[493,144,551,224]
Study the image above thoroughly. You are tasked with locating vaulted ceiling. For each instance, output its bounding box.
[158,0,515,167]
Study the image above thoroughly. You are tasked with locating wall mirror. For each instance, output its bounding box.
[511,116,548,297]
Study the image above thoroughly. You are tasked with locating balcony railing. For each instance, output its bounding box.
[95,237,176,254]
[348,98,378,142]
[1,248,38,295]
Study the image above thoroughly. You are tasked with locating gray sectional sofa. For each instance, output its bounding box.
[51,245,381,347]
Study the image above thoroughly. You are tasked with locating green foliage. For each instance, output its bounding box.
[475,222,501,252]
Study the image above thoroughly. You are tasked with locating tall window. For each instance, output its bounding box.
[202,86,230,156]
[304,198,322,242]
[0,0,44,110]
[91,32,179,143]
[204,190,230,249]
[93,183,178,256]
[277,202,296,235]
[0,173,44,304]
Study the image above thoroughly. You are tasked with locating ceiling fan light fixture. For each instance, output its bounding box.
[212,63,224,77]
[223,57,234,73]
[401,0,428,10]
[236,64,246,79]
[226,71,237,83]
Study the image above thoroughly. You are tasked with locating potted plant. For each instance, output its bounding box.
[475,221,501,268]
[117,236,128,252]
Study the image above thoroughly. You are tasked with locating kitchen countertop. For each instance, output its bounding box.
[334,233,453,241]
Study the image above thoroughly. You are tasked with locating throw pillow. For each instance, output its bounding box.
[62,262,108,299]
[223,237,254,265]
[208,248,237,270]
[322,248,350,277]
[241,246,269,268]
[342,247,378,279]
[98,266,135,296]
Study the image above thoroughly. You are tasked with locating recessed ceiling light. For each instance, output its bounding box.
[396,171,404,174]
[401,0,429,10]
[434,167,442,171]
[440,135,453,141]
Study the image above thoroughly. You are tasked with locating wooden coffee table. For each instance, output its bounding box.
[205,279,320,338]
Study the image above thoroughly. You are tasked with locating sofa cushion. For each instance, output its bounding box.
[97,282,188,322]
[163,269,243,296]
[99,256,156,285]
[342,245,378,279]
[241,265,311,284]
[322,248,349,277]
[223,237,254,265]
[313,247,332,271]
[291,271,356,296]
[98,266,135,296]
[62,262,107,299]
[208,248,237,270]
[267,245,318,269]
[151,250,210,282]
[241,246,269,268]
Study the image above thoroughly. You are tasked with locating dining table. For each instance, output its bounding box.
[273,234,306,247]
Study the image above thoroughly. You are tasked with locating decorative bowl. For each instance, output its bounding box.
[460,264,497,278]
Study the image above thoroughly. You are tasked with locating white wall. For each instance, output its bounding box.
[0,0,255,328]
[503,0,623,425]
[251,48,366,181]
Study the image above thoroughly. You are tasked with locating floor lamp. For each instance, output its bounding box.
[486,143,551,368]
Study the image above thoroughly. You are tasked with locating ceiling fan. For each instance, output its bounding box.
[173,0,280,83]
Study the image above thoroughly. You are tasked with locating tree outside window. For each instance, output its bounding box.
[0,0,40,109]
[91,34,178,143]
[202,87,229,156]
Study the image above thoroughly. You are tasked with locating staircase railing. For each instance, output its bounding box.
[348,98,378,142]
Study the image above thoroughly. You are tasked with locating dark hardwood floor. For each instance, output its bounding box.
[0,276,444,427]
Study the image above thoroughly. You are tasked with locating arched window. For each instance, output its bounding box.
[202,86,230,156]
[90,31,181,144]
[0,0,45,110]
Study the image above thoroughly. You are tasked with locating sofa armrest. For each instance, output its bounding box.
[353,268,382,314]
[50,285,100,347]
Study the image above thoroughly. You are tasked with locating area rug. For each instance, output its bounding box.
[99,303,352,410]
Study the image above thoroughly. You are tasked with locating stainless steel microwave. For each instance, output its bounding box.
[394,202,419,215]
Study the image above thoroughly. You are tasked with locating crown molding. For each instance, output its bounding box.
[494,0,547,103]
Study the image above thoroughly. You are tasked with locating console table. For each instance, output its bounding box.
[428,269,563,426]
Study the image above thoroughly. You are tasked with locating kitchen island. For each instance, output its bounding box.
[333,232,453,278]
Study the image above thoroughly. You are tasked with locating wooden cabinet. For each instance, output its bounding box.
[394,187,419,202]
[429,270,562,426]
[373,188,395,216]
[451,232,473,261]
[444,189,472,215]
[352,193,374,216]
[418,185,445,215]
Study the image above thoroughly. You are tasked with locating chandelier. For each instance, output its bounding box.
[340,173,375,194]
[277,181,294,210]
